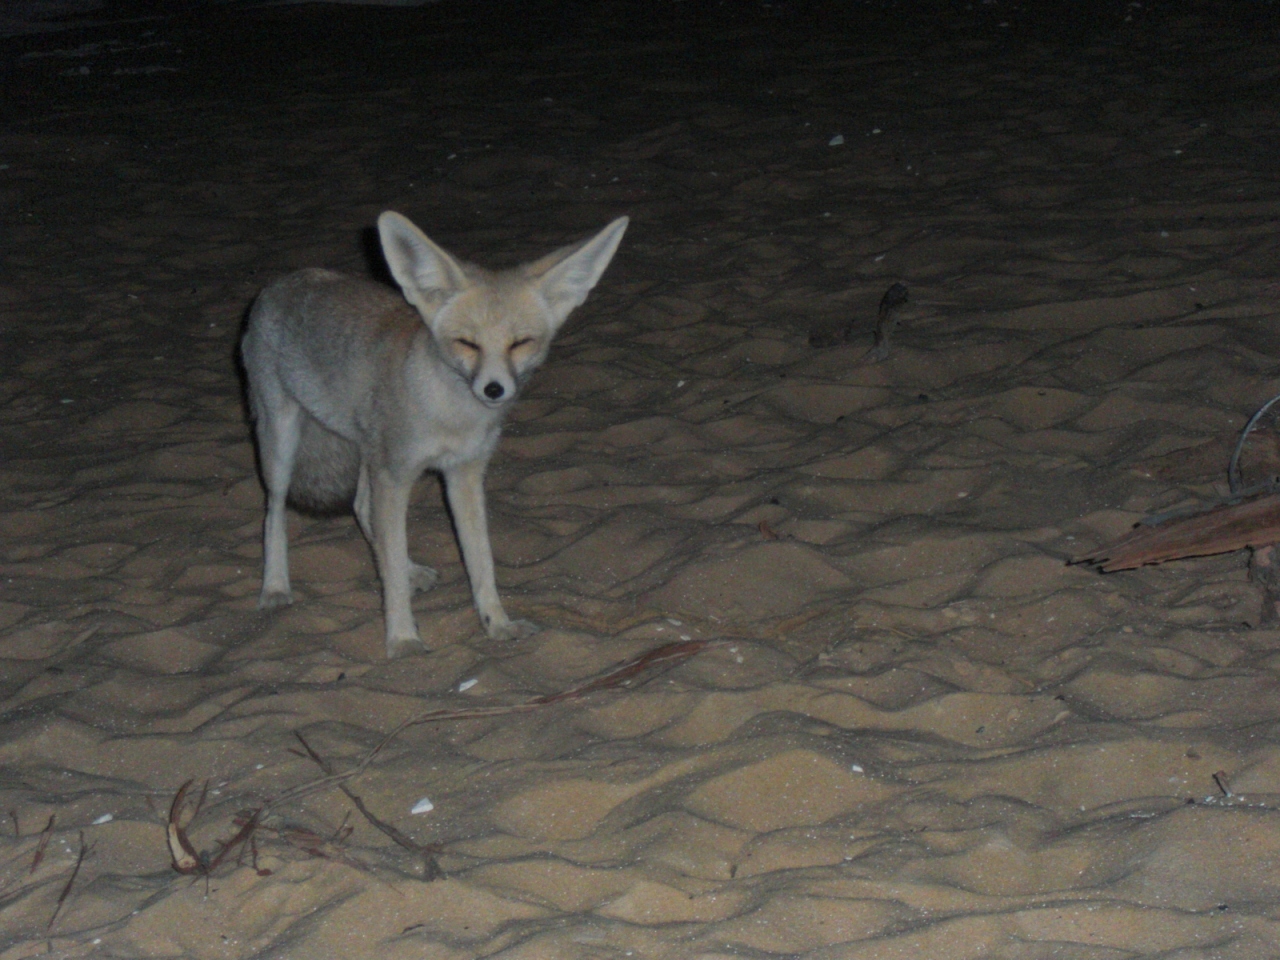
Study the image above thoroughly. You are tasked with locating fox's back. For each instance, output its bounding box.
[246,268,420,358]
[243,269,425,412]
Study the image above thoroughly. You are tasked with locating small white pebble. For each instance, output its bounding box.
[411,798,435,815]
[956,491,969,498]
[871,128,882,135]
[457,678,478,692]
[667,619,682,626]
[851,764,864,773]
[92,813,113,825]
[676,380,686,388]
[828,134,844,146]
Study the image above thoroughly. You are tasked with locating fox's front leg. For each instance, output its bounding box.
[444,459,538,642]
[367,469,427,658]
[355,465,438,594]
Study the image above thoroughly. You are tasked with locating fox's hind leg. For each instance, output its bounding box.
[254,397,303,609]
[355,466,438,594]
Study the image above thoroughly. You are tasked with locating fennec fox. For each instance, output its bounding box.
[241,212,629,658]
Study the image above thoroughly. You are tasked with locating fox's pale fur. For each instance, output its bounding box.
[241,211,628,658]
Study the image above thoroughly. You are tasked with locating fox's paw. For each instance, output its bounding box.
[410,563,439,593]
[485,617,539,642]
[259,589,293,610]
[386,633,427,659]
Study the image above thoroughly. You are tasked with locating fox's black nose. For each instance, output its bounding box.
[484,381,505,400]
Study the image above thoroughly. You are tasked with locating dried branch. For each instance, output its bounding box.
[47,831,90,932]
[272,638,713,811]
[30,815,54,875]
[294,733,442,881]
[161,639,711,881]
[167,780,264,877]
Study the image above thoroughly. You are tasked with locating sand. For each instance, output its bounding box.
[3,1,1280,956]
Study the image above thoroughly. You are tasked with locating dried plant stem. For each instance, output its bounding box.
[47,831,89,932]
[164,639,711,879]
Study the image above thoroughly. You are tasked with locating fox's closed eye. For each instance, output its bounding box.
[509,337,534,351]
[455,338,479,351]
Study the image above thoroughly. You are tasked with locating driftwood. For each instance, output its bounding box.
[1077,493,1280,572]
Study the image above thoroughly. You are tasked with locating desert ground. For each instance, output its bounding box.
[3,1,1280,956]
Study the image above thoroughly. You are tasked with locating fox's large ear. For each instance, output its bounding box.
[378,211,470,315]
[526,216,629,329]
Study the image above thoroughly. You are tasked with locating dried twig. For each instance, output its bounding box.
[529,638,709,706]
[162,639,711,879]
[294,733,443,881]
[47,831,90,932]
[277,824,360,872]
[30,815,54,875]
[207,808,264,874]
[282,638,712,806]
[167,780,265,877]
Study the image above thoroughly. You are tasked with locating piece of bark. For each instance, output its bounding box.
[1078,493,1280,572]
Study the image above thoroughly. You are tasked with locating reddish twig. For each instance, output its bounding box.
[47,831,90,932]
[167,780,264,877]
[30,815,54,875]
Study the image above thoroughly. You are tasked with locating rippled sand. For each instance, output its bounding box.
[3,2,1280,957]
